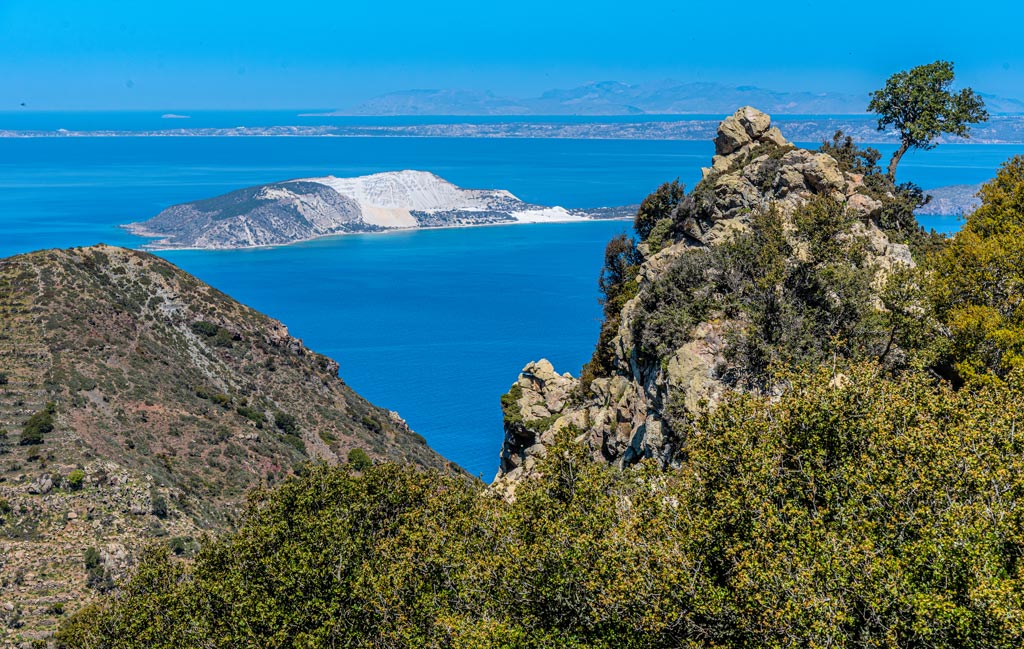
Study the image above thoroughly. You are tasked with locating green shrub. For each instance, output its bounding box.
[66,469,85,491]
[56,366,1024,648]
[19,402,55,446]
[580,234,641,387]
[273,411,299,436]
[929,155,1024,384]
[235,405,265,426]
[346,447,372,471]
[634,179,684,241]
[499,383,524,427]
[0,371,8,386]
[83,546,112,592]
[151,490,168,519]
[282,434,306,454]
[190,321,219,337]
[0,499,11,516]
[58,368,1024,646]
[191,321,237,347]
[210,393,231,407]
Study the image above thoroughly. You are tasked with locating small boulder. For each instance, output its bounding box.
[26,475,53,495]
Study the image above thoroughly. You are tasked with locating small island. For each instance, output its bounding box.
[125,170,635,250]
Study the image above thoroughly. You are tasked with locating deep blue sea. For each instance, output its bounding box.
[1,126,1021,477]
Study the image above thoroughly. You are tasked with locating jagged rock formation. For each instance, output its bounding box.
[494,107,916,494]
[0,245,455,644]
[127,171,630,249]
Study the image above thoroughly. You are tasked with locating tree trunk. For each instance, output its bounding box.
[887,140,910,181]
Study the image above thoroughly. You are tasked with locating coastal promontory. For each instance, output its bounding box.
[126,170,633,250]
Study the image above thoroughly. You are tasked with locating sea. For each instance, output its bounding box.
[2,112,1022,478]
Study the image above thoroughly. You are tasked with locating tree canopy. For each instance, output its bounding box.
[56,364,1024,648]
[868,60,987,180]
[928,155,1024,383]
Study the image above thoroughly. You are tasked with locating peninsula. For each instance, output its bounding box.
[125,170,634,249]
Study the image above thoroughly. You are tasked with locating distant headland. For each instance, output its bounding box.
[125,170,635,250]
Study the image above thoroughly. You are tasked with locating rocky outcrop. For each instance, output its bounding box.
[493,107,916,496]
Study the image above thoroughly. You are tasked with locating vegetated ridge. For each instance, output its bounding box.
[0,245,454,644]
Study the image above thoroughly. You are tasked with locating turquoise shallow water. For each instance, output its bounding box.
[1,134,1022,476]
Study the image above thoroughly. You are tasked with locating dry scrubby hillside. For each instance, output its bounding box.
[496,106,928,491]
[0,245,454,644]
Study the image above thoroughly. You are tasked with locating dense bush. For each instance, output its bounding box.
[151,489,168,519]
[346,447,372,471]
[19,402,56,445]
[634,179,684,242]
[57,364,1024,648]
[189,321,219,337]
[83,547,113,593]
[580,234,641,388]
[928,155,1024,384]
[633,199,912,390]
[273,411,299,436]
[66,469,85,491]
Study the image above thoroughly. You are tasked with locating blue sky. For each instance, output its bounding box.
[2,0,1023,109]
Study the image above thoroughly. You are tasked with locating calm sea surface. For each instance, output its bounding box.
[1,132,1021,477]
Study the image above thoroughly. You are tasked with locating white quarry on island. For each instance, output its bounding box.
[303,170,580,229]
[126,170,626,249]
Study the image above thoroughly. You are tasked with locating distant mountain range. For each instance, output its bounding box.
[313,81,1024,116]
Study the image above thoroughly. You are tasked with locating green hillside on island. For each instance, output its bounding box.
[43,86,1024,648]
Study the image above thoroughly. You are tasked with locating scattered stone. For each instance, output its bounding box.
[26,475,53,495]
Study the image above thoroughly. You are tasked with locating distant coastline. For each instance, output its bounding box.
[124,214,634,252]
[4,114,1024,143]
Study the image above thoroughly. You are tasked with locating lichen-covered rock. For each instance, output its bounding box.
[715,106,772,156]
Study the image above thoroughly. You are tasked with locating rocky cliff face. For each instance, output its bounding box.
[0,245,455,644]
[494,107,916,495]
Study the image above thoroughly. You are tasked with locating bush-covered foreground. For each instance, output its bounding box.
[56,149,1024,648]
[57,363,1024,648]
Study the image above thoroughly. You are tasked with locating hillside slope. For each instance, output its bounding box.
[0,245,454,644]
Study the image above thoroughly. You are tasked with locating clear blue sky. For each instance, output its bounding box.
[2,0,1023,110]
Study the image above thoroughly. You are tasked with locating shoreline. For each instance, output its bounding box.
[5,132,1024,145]
[124,215,636,253]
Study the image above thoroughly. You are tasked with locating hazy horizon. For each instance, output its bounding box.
[3,0,1023,111]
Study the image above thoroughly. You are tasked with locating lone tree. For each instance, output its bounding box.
[869,60,987,180]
